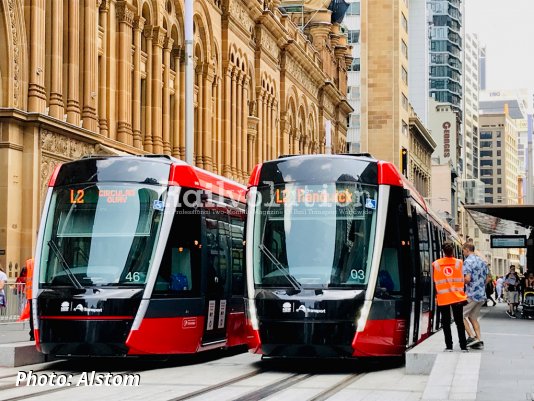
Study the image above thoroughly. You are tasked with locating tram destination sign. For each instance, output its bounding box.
[490,235,527,248]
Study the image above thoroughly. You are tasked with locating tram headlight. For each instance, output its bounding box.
[244,298,259,330]
[355,300,371,332]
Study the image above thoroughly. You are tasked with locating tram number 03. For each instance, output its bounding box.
[350,269,365,280]
[125,272,141,282]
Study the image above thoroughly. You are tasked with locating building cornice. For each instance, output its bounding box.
[0,108,143,155]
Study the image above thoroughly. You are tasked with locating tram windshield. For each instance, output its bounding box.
[39,183,166,287]
[253,182,378,289]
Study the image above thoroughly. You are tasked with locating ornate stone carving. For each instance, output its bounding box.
[116,1,135,26]
[41,130,96,160]
[323,96,335,116]
[284,56,319,99]
[7,0,20,107]
[228,0,254,35]
[134,16,146,32]
[260,31,280,61]
[152,27,167,47]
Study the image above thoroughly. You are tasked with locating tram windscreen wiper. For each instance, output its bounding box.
[48,240,84,290]
[258,243,302,291]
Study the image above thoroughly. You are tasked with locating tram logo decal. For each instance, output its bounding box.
[282,302,325,314]
[60,302,103,313]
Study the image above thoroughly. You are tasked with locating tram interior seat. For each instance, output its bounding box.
[155,247,193,292]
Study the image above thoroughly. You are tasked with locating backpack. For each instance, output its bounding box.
[170,273,189,291]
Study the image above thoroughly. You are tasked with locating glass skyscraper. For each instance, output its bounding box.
[428,0,463,110]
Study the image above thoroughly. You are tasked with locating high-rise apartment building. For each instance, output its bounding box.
[360,0,410,169]
[345,1,362,153]
[478,45,486,91]
[428,0,463,110]
[463,33,480,180]
[408,0,430,125]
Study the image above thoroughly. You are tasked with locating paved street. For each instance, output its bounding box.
[1,303,533,401]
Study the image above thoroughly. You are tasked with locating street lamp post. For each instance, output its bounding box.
[184,0,194,165]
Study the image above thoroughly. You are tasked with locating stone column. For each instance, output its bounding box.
[202,65,214,169]
[151,27,166,153]
[241,76,249,178]
[256,91,263,162]
[67,0,81,124]
[162,36,173,154]
[223,66,232,176]
[82,0,99,131]
[179,56,185,158]
[98,1,109,136]
[132,16,145,149]
[143,26,153,151]
[230,67,237,176]
[272,100,278,158]
[263,93,268,160]
[49,0,64,119]
[248,116,259,172]
[172,48,181,157]
[195,66,203,167]
[236,71,243,178]
[28,0,46,112]
[116,1,134,144]
[211,77,218,173]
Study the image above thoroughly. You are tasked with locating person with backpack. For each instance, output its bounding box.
[504,265,520,318]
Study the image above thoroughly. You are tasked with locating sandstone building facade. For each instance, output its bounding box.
[0,0,352,277]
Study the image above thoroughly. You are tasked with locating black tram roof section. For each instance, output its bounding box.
[54,155,183,187]
[464,204,534,235]
[259,154,379,185]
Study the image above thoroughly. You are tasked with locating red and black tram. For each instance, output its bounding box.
[33,155,247,357]
[244,154,461,358]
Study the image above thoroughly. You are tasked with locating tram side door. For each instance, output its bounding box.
[202,211,231,345]
[406,205,421,346]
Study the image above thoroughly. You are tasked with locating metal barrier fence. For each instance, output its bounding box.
[0,283,27,322]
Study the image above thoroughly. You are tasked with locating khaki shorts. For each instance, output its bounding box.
[507,291,519,304]
[463,299,484,320]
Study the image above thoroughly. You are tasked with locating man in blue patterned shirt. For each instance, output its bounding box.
[462,242,491,348]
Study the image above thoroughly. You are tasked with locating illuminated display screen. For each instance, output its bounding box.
[490,235,527,248]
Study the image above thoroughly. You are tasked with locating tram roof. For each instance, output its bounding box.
[51,155,246,203]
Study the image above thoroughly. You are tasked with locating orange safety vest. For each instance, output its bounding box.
[432,257,466,306]
[25,258,34,300]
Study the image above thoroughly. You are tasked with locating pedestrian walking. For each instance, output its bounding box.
[496,276,504,302]
[432,241,468,352]
[0,266,7,310]
[484,273,496,307]
[462,242,491,348]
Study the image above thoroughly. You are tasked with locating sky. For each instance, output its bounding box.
[464,0,534,91]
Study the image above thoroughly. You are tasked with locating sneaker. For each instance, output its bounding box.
[466,337,476,345]
[461,349,469,353]
[467,338,481,347]
[444,348,453,352]
[506,311,514,318]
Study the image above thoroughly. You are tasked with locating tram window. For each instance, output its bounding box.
[154,211,201,296]
[376,189,404,296]
[230,217,245,296]
[204,212,232,296]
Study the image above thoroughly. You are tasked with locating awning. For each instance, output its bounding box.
[464,204,534,235]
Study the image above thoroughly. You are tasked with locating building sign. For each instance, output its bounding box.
[443,122,451,158]
[490,235,527,248]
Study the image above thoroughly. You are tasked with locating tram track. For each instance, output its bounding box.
[168,368,365,401]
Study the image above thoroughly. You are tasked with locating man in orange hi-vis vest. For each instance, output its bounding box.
[432,241,468,352]
[19,259,35,340]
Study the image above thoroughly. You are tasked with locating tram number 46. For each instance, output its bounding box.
[125,272,141,282]
[70,189,85,204]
